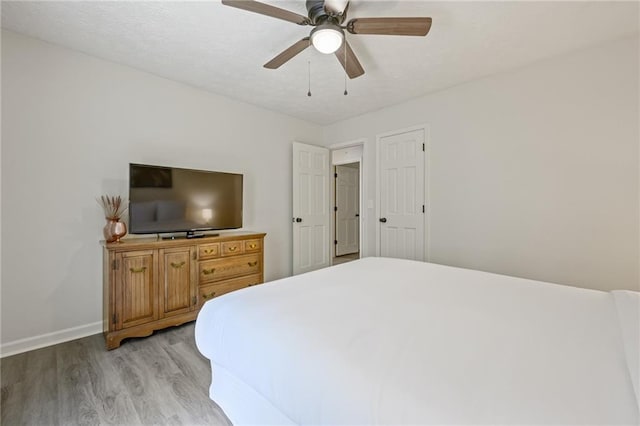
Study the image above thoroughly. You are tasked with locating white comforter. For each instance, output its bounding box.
[195,257,639,425]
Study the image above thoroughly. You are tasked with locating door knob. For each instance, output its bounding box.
[294,217,303,223]
[379,218,387,223]
[355,213,360,217]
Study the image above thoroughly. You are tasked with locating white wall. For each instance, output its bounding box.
[1,30,322,349]
[324,36,640,292]
[2,30,638,354]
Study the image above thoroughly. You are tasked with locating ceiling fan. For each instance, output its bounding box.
[221,0,432,79]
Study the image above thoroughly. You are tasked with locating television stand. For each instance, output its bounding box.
[102,231,266,349]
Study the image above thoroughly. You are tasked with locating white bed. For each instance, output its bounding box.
[195,257,639,425]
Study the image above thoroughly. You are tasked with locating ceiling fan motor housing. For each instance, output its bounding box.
[306,0,346,25]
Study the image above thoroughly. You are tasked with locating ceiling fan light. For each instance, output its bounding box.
[311,27,344,54]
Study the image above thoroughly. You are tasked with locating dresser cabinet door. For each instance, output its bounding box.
[116,250,158,329]
[159,247,197,317]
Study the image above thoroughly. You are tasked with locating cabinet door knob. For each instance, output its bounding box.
[379,217,387,223]
[129,266,147,273]
[170,261,185,269]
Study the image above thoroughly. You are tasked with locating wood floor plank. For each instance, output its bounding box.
[163,341,232,424]
[166,369,232,425]
[164,342,212,391]
[113,349,183,424]
[19,345,59,425]
[1,382,24,425]
[1,350,28,386]
[56,338,102,425]
[82,335,141,425]
[1,323,231,425]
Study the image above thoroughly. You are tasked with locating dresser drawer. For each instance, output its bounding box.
[199,253,260,284]
[221,240,244,256]
[244,239,262,253]
[198,274,262,306]
[198,243,220,259]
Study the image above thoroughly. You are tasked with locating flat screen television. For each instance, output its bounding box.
[129,163,243,237]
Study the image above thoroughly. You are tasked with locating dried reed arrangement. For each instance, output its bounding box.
[98,195,128,220]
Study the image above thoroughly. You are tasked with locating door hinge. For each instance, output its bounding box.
[334,172,338,178]
[192,296,197,305]
[334,240,338,245]
[112,313,117,324]
[422,205,425,213]
[422,143,425,152]
[334,206,338,212]
[112,259,118,270]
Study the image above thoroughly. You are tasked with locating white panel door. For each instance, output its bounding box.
[379,129,425,261]
[335,164,359,256]
[293,142,330,275]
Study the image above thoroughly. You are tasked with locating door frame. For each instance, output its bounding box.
[329,139,366,263]
[375,124,431,261]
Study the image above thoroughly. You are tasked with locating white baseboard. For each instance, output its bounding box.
[1,321,103,358]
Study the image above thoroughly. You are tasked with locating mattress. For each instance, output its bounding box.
[195,257,639,425]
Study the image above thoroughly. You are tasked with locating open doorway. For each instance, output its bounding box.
[334,162,360,264]
[330,141,364,266]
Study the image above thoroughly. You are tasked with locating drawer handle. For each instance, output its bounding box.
[248,261,258,267]
[202,291,217,300]
[202,268,216,275]
[129,266,147,273]
[170,261,185,269]
[203,248,216,255]
[248,243,257,249]
[228,246,238,252]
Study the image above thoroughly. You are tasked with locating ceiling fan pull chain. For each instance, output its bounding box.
[344,71,348,96]
[344,43,348,96]
[308,60,312,97]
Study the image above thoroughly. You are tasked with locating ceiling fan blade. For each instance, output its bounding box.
[221,0,310,25]
[335,40,364,79]
[264,38,311,69]
[324,0,349,15]
[346,17,432,36]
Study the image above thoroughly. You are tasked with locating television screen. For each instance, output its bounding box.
[129,163,243,235]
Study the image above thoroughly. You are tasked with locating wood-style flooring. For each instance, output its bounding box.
[1,323,231,425]
[332,252,360,265]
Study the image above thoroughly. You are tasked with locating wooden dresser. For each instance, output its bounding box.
[102,231,265,349]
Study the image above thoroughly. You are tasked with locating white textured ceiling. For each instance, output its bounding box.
[2,1,638,124]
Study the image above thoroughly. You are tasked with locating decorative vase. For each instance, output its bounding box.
[104,217,127,243]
